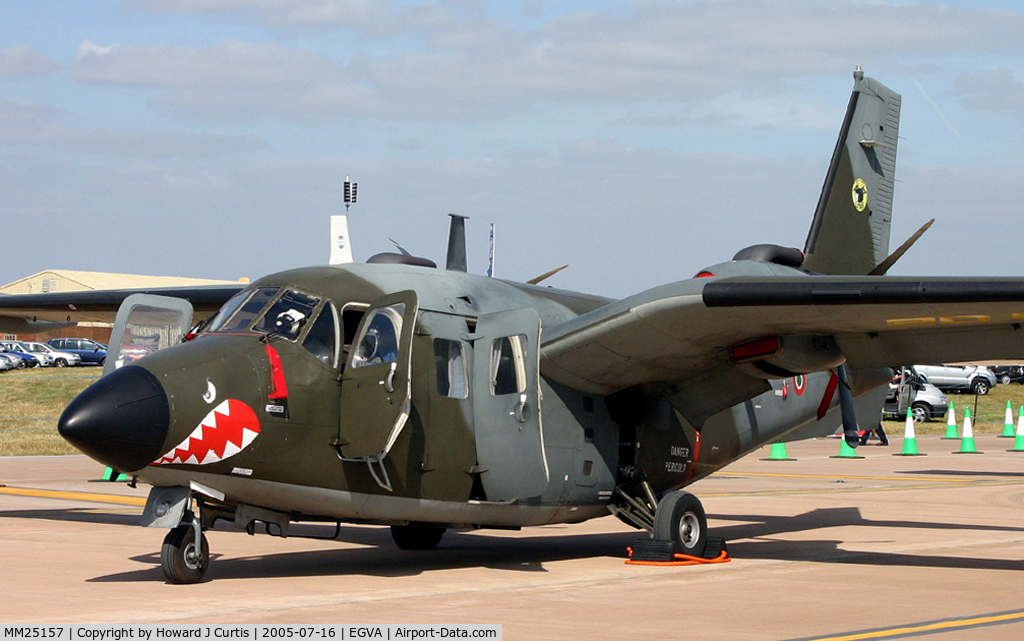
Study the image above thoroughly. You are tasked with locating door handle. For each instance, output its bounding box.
[513,393,528,423]
[384,362,397,393]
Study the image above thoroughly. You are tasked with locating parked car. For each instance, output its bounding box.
[1,340,55,367]
[20,341,82,367]
[914,364,997,395]
[988,365,1024,385]
[0,345,37,368]
[883,377,949,422]
[47,338,107,366]
[0,352,14,371]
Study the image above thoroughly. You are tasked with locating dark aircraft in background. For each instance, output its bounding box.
[3,68,1024,584]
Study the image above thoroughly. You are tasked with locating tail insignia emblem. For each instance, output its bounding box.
[852,178,868,212]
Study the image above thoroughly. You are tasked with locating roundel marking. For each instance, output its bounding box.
[793,375,806,396]
[852,178,868,212]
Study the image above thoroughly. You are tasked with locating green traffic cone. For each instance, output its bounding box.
[942,401,959,439]
[1002,401,1016,437]
[831,436,864,459]
[103,467,128,482]
[955,408,981,454]
[763,442,794,461]
[1010,406,1024,452]
[896,407,925,456]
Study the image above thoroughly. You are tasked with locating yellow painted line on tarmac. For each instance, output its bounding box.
[0,485,146,507]
[723,471,992,483]
[790,608,1024,640]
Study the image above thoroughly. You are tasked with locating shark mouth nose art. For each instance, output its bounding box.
[154,399,261,466]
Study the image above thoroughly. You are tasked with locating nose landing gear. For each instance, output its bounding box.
[161,513,210,584]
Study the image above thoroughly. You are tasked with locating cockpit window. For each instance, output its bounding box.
[350,304,405,368]
[253,289,321,341]
[207,287,280,333]
[302,303,339,367]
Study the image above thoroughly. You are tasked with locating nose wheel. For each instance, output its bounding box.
[161,522,210,584]
[653,491,708,557]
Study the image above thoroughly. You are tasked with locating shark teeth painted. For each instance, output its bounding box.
[153,399,260,466]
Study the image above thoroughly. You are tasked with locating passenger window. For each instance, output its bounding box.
[253,290,321,341]
[434,339,469,399]
[210,287,280,333]
[301,304,339,367]
[490,335,527,396]
[351,304,405,368]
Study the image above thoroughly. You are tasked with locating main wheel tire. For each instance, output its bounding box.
[55,358,67,367]
[911,403,930,423]
[390,524,446,550]
[161,524,210,584]
[971,379,990,395]
[653,491,708,557]
[1001,374,1012,385]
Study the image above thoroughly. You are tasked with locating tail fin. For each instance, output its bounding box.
[802,67,901,275]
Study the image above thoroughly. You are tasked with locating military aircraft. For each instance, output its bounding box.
[3,67,1024,584]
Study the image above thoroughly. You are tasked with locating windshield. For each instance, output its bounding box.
[253,290,322,341]
[207,286,281,333]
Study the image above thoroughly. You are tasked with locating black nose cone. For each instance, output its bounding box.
[59,365,170,473]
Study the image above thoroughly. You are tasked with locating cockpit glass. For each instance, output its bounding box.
[350,304,405,368]
[253,289,322,341]
[208,287,280,333]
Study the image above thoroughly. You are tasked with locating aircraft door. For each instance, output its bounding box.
[105,294,194,376]
[471,308,548,501]
[338,291,418,461]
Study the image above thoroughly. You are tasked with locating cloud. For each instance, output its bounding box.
[125,0,390,29]
[954,68,1024,114]
[72,2,1024,126]
[0,45,59,78]
[77,40,120,58]
[0,97,268,158]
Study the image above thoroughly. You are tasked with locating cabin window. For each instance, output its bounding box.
[351,303,405,368]
[253,290,322,341]
[302,303,339,367]
[208,286,280,333]
[434,339,469,399]
[490,335,527,396]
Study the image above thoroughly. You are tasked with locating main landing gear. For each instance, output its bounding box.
[653,491,708,557]
[610,477,709,558]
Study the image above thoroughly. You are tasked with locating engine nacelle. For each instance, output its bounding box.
[730,335,845,379]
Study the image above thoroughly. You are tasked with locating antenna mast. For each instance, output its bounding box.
[343,175,357,212]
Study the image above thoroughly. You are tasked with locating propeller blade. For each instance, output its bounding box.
[836,364,860,448]
[445,214,469,272]
[868,218,935,276]
[388,238,413,257]
[527,265,568,285]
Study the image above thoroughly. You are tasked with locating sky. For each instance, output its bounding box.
[2,0,1023,299]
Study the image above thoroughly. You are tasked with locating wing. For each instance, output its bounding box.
[0,284,245,333]
[540,274,1024,426]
